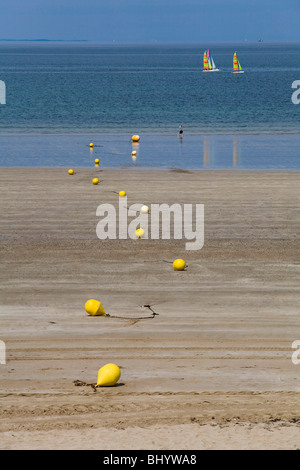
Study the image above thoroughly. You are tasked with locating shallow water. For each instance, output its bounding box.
[0,132,299,169]
[0,42,300,169]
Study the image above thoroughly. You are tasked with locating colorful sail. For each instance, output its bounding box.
[233,52,243,73]
[203,49,220,72]
[233,52,239,72]
[207,49,212,70]
[203,50,209,70]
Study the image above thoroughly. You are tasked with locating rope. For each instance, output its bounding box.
[73,380,97,391]
[143,259,188,267]
[107,304,158,320]
[143,259,170,263]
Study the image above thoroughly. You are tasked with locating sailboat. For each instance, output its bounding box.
[232,52,244,74]
[203,49,220,72]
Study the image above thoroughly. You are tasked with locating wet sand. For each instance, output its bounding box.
[0,167,299,449]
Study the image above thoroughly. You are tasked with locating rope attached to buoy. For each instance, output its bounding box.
[107,304,159,320]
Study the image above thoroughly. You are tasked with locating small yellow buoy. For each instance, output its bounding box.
[119,190,126,197]
[96,363,121,387]
[89,142,94,148]
[131,134,140,142]
[135,228,145,238]
[92,178,99,185]
[131,150,137,156]
[85,299,109,316]
[68,169,74,175]
[172,259,186,271]
[140,205,149,214]
[94,158,99,164]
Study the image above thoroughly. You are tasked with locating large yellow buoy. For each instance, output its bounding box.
[92,178,99,185]
[89,142,94,148]
[96,363,121,387]
[135,228,145,238]
[131,134,140,142]
[85,299,109,316]
[68,169,74,175]
[119,190,126,197]
[94,158,99,164]
[172,259,186,271]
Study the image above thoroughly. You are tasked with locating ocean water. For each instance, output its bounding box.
[0,42,300,169]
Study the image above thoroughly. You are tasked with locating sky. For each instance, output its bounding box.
[0,0,299,42]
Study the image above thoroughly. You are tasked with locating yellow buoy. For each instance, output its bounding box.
[131,134,140,142]
[94,158,99,164]
[140,205,149,214]
[135,228,145,238]
[89,142,94,148]
[131,150,137,156]
[96,363,121,387]
[119,190,126,197]
[68,169,74,175]
[85,299,109,316]
[172,259,186,271]
[92,178,99,185]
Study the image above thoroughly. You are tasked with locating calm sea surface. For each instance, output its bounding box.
[0,42,300,169]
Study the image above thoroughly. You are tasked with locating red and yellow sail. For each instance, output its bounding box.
[203,51,209,70]
[233,52,242,72]
[233,52,239,72]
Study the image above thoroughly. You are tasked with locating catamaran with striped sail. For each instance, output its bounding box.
[203,49,220,72]
[232,52,244,74]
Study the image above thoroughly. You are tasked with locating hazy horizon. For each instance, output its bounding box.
[0,39,299,44]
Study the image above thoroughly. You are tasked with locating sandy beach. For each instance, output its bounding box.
[0,167,299,450]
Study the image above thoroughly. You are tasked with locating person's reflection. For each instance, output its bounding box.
[177,124,183,143]
[233,138,239,167]
[203,139,209,167]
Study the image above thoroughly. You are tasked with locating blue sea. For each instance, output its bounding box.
[0,41,300,169]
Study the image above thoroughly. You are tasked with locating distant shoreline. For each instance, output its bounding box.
[1,39,300,45]
[0,39,88,42]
